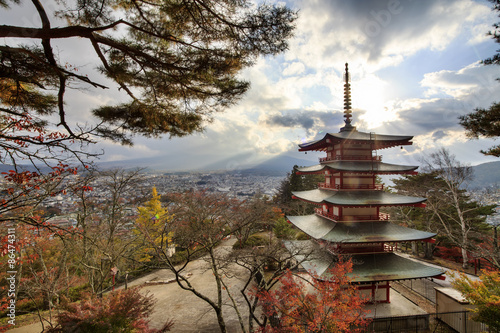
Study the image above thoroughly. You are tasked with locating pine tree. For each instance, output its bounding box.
[0,0,296,165]
[459,0,500,157]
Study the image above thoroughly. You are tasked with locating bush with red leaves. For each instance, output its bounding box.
[47,288,173,333]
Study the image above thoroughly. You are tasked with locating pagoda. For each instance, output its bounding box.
[285,64,444,303]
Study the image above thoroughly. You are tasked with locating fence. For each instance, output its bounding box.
[395,278,441,304]
[367,311,490,333]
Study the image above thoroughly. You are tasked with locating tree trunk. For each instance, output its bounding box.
[461,247,469,269]
[215,309,227,333]
[494,225,499,257]
[411,242,418,256]
[423,242,434,260]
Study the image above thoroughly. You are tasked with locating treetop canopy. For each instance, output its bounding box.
[0,0,296,165]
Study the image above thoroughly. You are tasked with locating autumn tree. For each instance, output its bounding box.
[459,0,500,156]
[47,288,173,333]
[255,259,370,333]
[0,164,80,226]
[452,270,500,332]
[71,168,147,295]
[0,223,83,331]
[0,0,296,165]
[150,190,252,333]
[230,235,317,332]
[135,190,289,332]
[134,186,174,264]
[390,173,443,258]
[420,148,495,268]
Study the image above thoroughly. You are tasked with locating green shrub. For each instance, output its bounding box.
[67,283,91,302]
[296,232,309,240]
[273,217,296,240]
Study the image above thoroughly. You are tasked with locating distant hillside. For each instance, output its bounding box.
[2,159,498,188]
[0,164,52,173]
[241,155,315,176]
[470,161,500,189]
[0,153,316,176]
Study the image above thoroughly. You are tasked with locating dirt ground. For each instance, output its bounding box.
[127,238,252,332]
[7,237,252,333]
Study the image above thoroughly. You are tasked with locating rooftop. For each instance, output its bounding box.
[292,188,426,207]
[283,240,445,283]
[287,215,436,243]
[296,161,418,174]
[298,131,414,152]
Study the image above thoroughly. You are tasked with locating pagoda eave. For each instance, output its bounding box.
[283,241,445,283]
[296,170,418,176]
[292,189,427,207]
[287,215,437,243]
[295,161,419,175]
[298,132,414,152]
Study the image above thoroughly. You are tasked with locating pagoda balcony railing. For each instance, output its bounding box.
[318,183,384,190]
[319,155,382,163]
[379,212,390,220]
[384,243,397,252]
[315,208,390,221]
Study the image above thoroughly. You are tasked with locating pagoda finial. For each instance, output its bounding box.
[341,62,355,132]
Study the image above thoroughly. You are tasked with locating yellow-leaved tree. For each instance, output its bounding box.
[134,187,174,262]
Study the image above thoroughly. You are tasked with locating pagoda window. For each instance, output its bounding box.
[340,243,384,253]
[342,207,378,220]
[334,148,341,159]
[343,207,377,215]
[343,149,372,160]
[333,207,339,216]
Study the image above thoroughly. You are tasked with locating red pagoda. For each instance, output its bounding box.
[285,64,444,303]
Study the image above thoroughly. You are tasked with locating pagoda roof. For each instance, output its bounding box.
[292,189,426,207]
[287,214,436,243]
[298,130,413,152]
[296,161,418,174]
[283,240,445,282]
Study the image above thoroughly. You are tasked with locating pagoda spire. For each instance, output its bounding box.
[340,63,356,132]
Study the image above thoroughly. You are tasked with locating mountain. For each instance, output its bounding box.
[0,152,316,176]
[469,161,500,189]
[0,164,52,173]
[2,158,499,187]
[240,155,315,176]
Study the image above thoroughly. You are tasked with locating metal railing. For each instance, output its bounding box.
[368,311,489,333]
[395,278,440,304]
[318,183,384,190]
[319,155,382,163]
[314,209,390,221]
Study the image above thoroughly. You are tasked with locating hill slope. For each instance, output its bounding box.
[470,161,500,189]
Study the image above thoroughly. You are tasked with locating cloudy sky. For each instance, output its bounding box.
[5,0,500,171]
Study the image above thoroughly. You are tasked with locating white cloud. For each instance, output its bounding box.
[287,0,492,72]
[420,62,500,107]
[283,62,306,76]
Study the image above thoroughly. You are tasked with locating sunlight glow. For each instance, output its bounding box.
[352,75,397,128]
